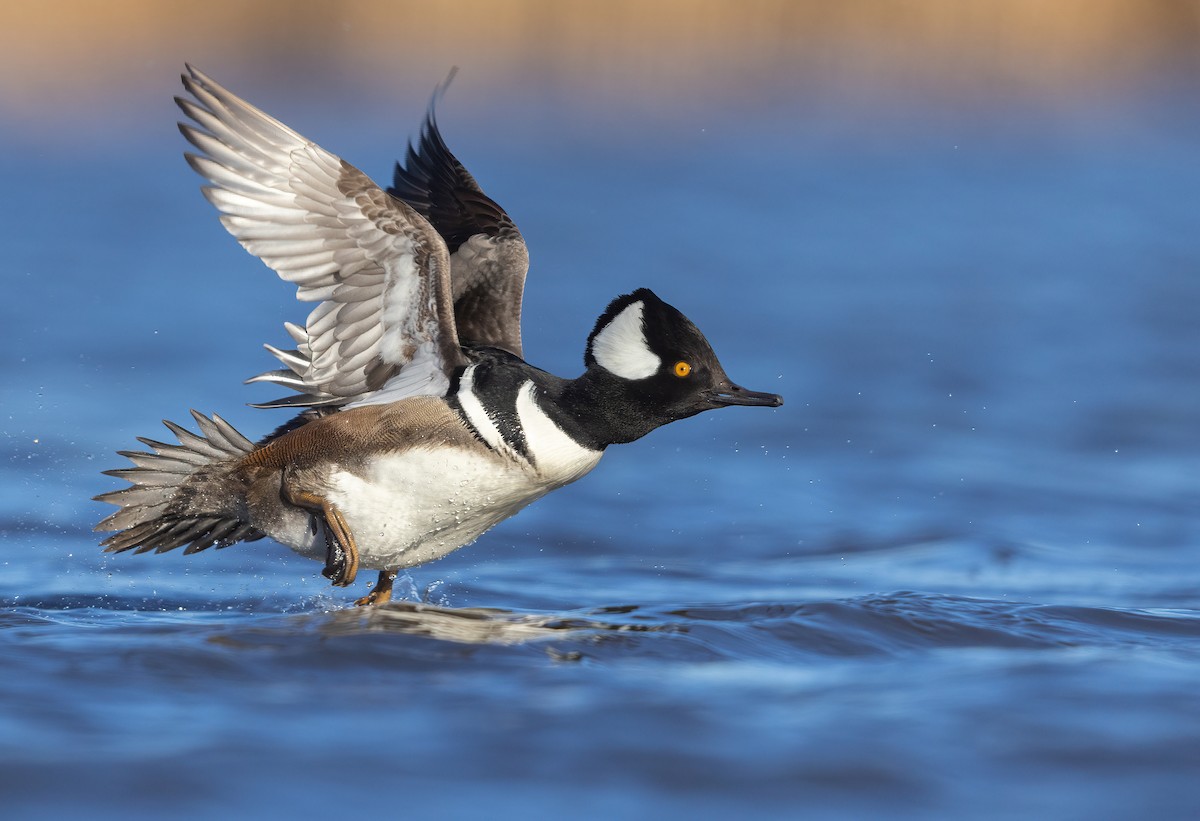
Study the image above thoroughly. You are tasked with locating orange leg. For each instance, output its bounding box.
[285,486,359,588]
[355,568,398,607]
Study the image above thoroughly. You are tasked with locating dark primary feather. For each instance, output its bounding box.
[388,72,517,254]
[388,75,530,357]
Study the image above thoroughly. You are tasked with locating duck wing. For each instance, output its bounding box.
[388,71,529,358]
[176,65,466,410]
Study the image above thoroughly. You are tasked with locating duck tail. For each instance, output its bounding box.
[94,411,264,555]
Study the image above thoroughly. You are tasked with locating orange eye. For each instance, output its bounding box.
[673,361,692,378]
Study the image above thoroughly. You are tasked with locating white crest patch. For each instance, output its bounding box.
[590,301,660,380]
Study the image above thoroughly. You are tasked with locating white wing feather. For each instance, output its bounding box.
[176,65,464,407]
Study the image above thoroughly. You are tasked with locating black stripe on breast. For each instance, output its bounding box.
[449,359,532,464]
[486,383,530,464]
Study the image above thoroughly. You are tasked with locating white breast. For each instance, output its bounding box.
[515,381,603,483]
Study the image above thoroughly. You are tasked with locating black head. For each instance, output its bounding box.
[572,288,782,445]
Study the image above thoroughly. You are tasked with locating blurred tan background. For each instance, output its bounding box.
[2,0,1197,133]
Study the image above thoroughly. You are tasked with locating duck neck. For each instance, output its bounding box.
[553,368,666,449]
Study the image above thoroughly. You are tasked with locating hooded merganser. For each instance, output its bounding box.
[95,66,782,605]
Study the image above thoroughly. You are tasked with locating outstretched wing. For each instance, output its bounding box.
[176,65,467,409]
[388,71,529,357]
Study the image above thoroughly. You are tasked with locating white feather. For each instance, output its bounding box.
[344,340,448,408]
[515,382,603,481]
[278,440,602,570]
[179,66,455,407]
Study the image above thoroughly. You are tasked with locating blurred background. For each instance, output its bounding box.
[2,2,1199,819]
[3,0,1200,119]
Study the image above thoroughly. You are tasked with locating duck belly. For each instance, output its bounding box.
[310,446,600,570]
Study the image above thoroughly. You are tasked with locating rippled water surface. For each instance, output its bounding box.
[3,66,1199,818]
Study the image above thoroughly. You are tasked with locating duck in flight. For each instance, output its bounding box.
[95,65,783,605]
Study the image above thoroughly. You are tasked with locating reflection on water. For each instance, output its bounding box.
[323,601,665,647]
[283,594,1200,656]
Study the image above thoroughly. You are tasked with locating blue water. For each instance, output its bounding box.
[2,72,1199,819]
